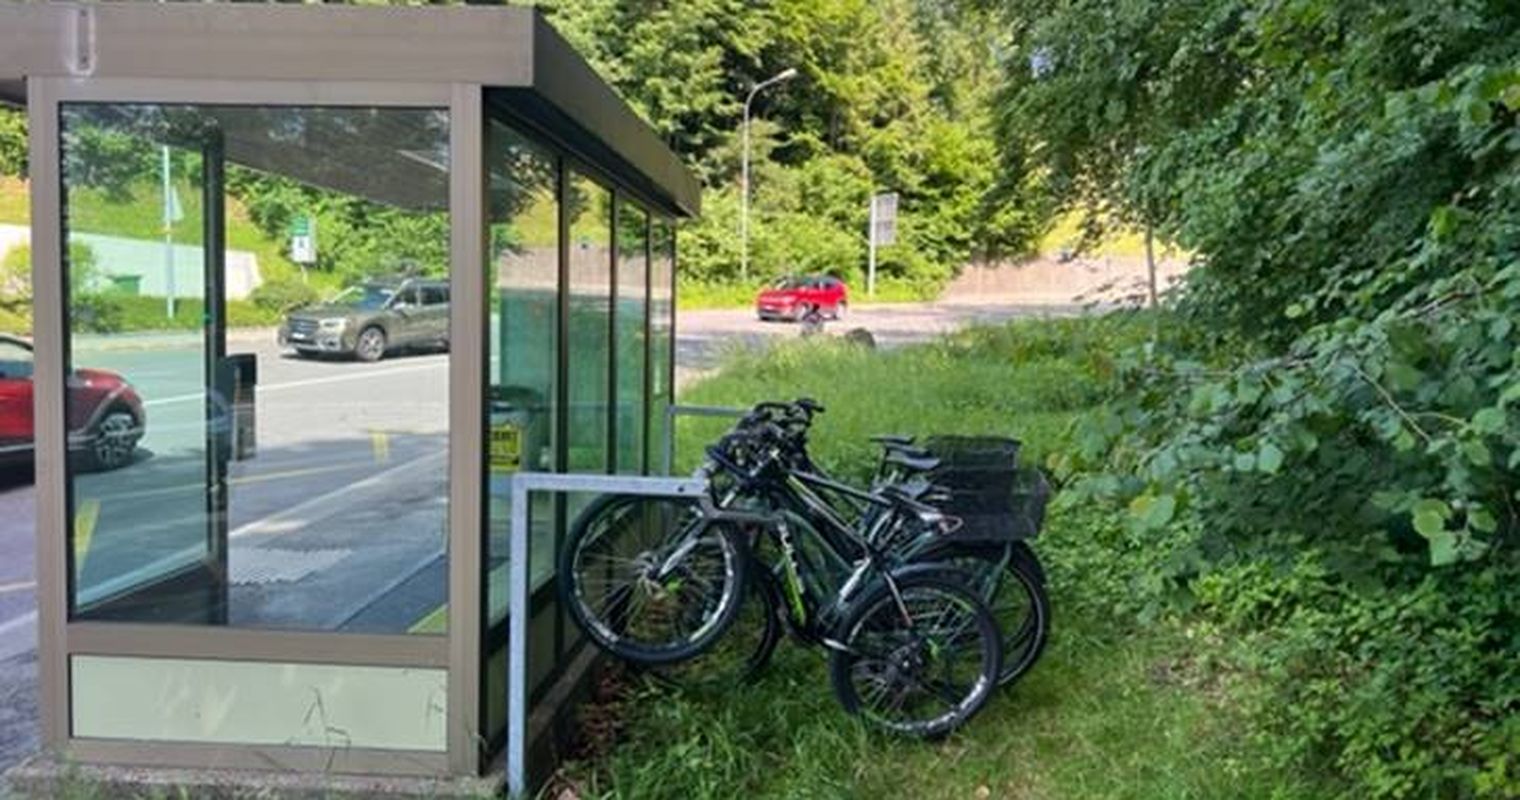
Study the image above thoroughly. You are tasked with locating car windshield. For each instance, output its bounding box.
[328,285,396,311]
[772,277,803,289]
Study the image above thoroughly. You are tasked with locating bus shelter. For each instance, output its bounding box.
[0,4,696,795]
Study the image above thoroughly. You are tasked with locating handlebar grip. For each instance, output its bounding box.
[795,397,825,414]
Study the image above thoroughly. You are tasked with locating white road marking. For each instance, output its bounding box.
[142,359,447,408]
[71,449,447,607]
[228,448,444,539]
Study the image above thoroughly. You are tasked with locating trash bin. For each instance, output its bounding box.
[489,385,549,473]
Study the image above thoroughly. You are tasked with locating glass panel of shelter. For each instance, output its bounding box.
[60,103,452,635]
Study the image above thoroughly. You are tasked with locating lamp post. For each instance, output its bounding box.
[740,67,798,284]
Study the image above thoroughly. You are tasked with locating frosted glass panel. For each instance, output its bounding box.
[71,656,447,751]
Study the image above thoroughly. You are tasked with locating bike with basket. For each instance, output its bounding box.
[559,398,1052,737]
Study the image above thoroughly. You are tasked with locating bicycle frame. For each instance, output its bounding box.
[702,455,920,645]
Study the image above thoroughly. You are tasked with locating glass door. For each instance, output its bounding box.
[62,106,228,623]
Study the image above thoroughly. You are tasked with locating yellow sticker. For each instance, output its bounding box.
[489,423,522,472]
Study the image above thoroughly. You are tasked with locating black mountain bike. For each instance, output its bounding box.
[560,421,1005,738]
[727,400,1051,687]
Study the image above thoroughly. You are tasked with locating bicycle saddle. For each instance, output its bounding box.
[882,442,932,459]
[885,450,941,473]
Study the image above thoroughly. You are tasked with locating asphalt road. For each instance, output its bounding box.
[0,297,1075,773]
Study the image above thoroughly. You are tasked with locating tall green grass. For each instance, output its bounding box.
[560,315,1332,799]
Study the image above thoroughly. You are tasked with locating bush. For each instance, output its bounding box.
[1,243,28,308]
[1061,309,1520,798]
[250,276,319,313]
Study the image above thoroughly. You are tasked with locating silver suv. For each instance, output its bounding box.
[278,278,450,362]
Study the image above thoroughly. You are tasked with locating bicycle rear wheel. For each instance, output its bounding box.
[829,572,1001,738]
[917,540,1050,686]
[561,494,750,665]
[643,566,783,690]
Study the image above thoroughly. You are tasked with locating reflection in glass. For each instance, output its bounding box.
[648,219,676,473]
[614,203,649,475]
[62,103,451,634]
[567,174,612,477]
[485,120,560,625]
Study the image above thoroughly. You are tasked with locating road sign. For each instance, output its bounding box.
[867,192,899,297]
[871,192,898,246]
[289,215,317,264]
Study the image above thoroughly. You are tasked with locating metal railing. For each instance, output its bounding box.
[661,403,748,475]
[503,402,749,796]
[504,471,706,797]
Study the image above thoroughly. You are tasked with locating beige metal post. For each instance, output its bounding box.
[447,81,487,776]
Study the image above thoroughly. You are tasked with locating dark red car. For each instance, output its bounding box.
[756,275,849,322]
[0,334,146,471]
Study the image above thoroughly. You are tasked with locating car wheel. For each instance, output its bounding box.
[86,409,141,471]
[355,326,387,362]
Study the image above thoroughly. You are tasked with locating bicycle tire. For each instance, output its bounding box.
[828,572,1002,738]
[643,563,783,689]
[560,493,750,665]
[914,540,1050,686]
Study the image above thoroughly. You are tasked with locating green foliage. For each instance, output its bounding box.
[72,295,279,334]
[0,106,25,177]
[249,276,320,314]
[998,1,1520,795]
[540,0,1039,292]
[1,242,29,332]
[224,167,448,287]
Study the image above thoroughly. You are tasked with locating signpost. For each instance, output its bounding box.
[289,215,317,280]
[160,146,183,319]
[866,191,897,297]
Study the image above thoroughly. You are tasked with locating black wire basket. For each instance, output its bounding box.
[922,436,1050,541]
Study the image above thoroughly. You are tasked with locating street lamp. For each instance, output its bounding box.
[740,67,798,284]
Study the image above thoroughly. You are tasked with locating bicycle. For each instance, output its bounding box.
[731,401,1051,687]
[560,419,1006,738]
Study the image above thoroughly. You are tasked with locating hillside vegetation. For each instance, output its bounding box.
[995,1,1520,796]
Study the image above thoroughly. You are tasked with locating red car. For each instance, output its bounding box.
[756,275,849,322]
[0,334,146,471]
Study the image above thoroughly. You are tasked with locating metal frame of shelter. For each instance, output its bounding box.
[0,5,699,795]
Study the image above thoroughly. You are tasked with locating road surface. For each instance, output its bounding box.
[0,297,1075,772]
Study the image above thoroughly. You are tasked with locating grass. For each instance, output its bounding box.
[0,176,332,297]
[557,315,1331,799]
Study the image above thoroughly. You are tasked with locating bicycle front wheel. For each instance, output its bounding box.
[561,494,750,665]
[829,572,1002,738]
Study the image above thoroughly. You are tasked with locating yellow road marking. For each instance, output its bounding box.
[371,430,391,463]
[73,499,100,572]
[408,605,448,635]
